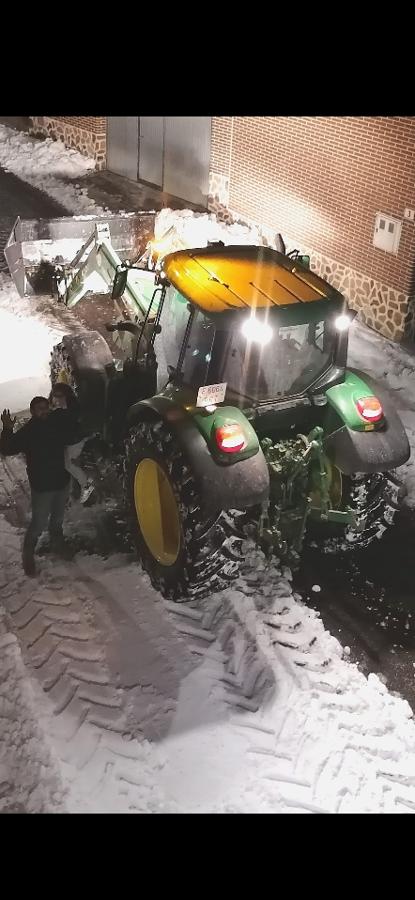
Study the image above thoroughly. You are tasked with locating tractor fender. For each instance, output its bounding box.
[324,369,410,475]
[127,396,270,516]
[53,331,114,434]
[59,331,114,372]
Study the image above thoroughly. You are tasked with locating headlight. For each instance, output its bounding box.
[241,315,273,346]
[335,314,353,332]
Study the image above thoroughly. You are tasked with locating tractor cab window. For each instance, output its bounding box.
[159,295,336,401]
[156,286,191,390]
[158,295,216,392]
[209,312,336,402]
[181,310,215,388]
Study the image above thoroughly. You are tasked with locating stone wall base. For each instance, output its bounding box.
[29,117,106,170]
[304,250,410,343]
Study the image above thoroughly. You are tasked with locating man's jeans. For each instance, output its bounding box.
[65,438,89,489]
[23,485,70,554]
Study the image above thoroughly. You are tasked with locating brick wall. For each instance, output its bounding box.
[209,116,415,343]
[211,116,233,177]
[30,116,107,169]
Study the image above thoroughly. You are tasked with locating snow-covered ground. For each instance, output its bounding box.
[0,274,79,413]
[1,126,415,812]
[3,449,415,813]
[1,268,415,812]
[0,623,67,813]
[0,124,105,215]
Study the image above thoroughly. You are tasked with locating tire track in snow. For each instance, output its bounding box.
[0,630,68,813]
[223,550,415,813]
[3,455,415,811]
[0,455,273,811]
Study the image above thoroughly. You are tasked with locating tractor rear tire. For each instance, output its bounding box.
[309,470,405,552]
[341,471,405,549]
[124,419,243,601]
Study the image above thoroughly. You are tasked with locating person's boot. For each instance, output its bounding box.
[80,480,96,506]
[22,538,36,577]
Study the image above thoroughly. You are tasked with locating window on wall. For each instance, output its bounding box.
[373,213,402,255]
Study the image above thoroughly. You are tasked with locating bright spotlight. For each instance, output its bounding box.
[335,314,352,332]
[241,316,273,346]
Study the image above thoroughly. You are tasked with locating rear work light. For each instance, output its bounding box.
[356,396,384,424]
[215,423,246,453]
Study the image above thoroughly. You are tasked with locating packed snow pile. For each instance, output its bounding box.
[0,124,106,216]
[0,273,72,412]
[155,207,260,250]
[21,238,94,266]
[154,207,285,256]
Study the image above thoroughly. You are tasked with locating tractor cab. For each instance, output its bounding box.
[153,244,354,421]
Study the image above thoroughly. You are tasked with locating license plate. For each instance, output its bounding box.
[196,382,227,408]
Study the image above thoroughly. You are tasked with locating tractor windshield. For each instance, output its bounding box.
[181,307,338,402]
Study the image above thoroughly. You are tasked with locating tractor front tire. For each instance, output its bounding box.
[124,419,243,601]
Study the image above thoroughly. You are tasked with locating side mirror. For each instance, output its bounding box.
[112,268,128,300]
[155,272,170,287]
[287,250,310,269]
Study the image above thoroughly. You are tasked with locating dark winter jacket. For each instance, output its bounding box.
[52,406,87,445]
[0,412,72,492]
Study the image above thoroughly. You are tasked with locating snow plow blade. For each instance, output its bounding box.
[4,212,156,298]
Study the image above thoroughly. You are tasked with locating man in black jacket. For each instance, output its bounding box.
[0,397,73,576]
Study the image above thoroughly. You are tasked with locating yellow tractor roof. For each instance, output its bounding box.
[163,244,338,314]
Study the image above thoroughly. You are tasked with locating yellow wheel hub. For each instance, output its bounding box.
[134,458,181,566]
[57,368,70,385]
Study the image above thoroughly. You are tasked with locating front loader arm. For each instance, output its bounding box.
[58,223,158,320]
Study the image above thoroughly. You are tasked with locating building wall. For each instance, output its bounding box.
[30,116,107,169]
[208,116,415,343]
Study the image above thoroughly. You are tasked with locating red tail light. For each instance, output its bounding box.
[356,396,383,423]
[215,423,246,453]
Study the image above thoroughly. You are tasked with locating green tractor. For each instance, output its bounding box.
[46,234,409,600]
